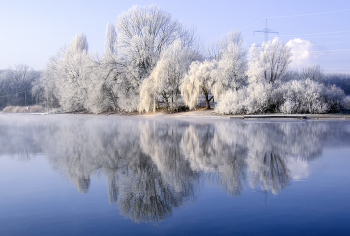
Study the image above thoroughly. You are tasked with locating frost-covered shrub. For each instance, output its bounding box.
[85,80,117,114]
[2,105,45,113]
[215,83,278,114]
[217,79,346,115]
[117,91,140,113]
[324,85,346,112]
[344,96,350,108]
[245,82,276,114]
[280,99,295,114]
[30,105,45,113]
[279,79,345,114]
[2,106,15,113]
[215,89,247,114]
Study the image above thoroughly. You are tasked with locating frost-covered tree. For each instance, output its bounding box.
[37,33,93,112]
[116,5,197,111]
[216,32,247,93]
[201,32,248,113]
[57,33,92,111]
[217,38,291,114]
[139,40,200,112]
[181,60,219,109]
[247,38,292,85]
[298,64,323,82]
[60,34,91,111]
[85,23,121,113]
[33,50,63,109]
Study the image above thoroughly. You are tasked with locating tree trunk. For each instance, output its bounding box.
[205,92,211,109]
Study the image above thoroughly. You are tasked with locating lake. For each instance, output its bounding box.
[0,114,350,236]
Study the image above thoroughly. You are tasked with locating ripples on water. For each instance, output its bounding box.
[0,114,349,235]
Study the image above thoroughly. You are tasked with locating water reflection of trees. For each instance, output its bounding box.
[181,124,247,196]
[248,150,290,195]
[1,115,350,222]
[41,117,199,223]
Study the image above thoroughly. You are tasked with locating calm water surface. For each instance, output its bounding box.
[0,114,350,236]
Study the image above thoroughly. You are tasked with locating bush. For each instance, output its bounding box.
[343,96,350,108]
[279,79,345,114]
[215,79,346,115]
[215,83,277,114]
[2,105,45,113]
[215,89,247,114]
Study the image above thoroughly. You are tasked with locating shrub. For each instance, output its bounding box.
[279,79,345,114]
[2,105,45,113]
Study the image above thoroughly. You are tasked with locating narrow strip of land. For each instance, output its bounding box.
[241,115,307,119]
[2,108,350,120]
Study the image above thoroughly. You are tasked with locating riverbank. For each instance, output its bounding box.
[2,106,350,119]
[138,108,350,119]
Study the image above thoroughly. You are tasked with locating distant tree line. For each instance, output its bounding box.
[1,5,350,113]
[0,65,41,109]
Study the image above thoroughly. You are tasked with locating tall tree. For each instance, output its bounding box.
[37,33,92,112]
[216,32,247,93]
[247,38,292,85]
[116,5,197,111]
[298,64,323,82]
[181,60,219,109]
[139,40,200,112]
[85,23,121,114]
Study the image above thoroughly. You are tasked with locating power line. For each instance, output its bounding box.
[279,30,350,37]
[309,52,350,55]
[324,69,350,71]
[239,19,265,31]
[308,49,350,52]
[281,35,350,39]
[267,8,350,19]
[239,8,350,31]
[291,49,350,54]
[315,40,350,45]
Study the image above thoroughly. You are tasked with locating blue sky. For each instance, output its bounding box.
[1,0,350,72]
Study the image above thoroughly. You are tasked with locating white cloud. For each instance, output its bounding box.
[286,38,314,69]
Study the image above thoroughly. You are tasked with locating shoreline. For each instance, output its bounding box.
[2,108,350,120]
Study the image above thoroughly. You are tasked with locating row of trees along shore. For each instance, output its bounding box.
[1,5,350,114]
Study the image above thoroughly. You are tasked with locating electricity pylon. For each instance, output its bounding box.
[254,18,279,42]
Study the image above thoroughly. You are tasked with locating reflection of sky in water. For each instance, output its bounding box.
[0,114,350,235]
[289,158,310,180]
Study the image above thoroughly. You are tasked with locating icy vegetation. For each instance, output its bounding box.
[2,5,349,114]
